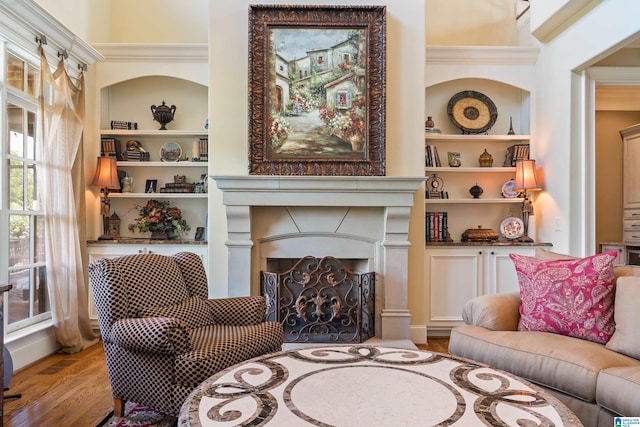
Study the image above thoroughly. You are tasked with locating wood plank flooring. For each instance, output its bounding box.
[3,337,449,426]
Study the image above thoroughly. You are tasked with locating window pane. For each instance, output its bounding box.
[9,160,24,210]
[7,53,24,91]
[34,266,49,316]
[27,110,36,159]
[35,216,45,263]
[8,104,24,157]
[9,214,30,267]
[8,269,29,324]
[27,63,39,97]
[26,164,36,211]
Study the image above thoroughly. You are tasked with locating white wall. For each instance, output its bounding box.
[208,1,427,329]
[426,0,518,46]
[533,0,640,255]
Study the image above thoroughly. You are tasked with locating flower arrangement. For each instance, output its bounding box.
[128,199,190,236]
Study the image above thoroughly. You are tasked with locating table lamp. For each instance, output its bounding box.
[513,159,541,243]
[91,156,120,240]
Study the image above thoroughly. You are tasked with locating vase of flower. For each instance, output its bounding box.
[128,199,191,239]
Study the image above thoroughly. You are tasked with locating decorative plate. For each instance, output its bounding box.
[160,142,182,162]
[500,216,525,240]
[447,90,498,134]
[501,179,519,198]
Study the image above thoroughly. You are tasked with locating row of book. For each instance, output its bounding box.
[197,138,208,162]
[110,120,138,130]
[425,211,452,242]
[425,143,530,168]
[124,151,151,161]
[160,182,195,193]
[503,144,530,166]
[425,144,442,167]
[101,138,123,160]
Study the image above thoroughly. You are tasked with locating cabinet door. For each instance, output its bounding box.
[623,128,640,210]
[484,247,536,295]
[425,248,482,330]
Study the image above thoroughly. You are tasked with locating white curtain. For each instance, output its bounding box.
[37,46,97,353]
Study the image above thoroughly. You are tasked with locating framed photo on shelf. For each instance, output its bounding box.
[248,5,386,176]
[145,179,158,193]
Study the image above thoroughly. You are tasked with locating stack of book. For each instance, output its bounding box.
[503,144,530,166]
[160,182,195,193]
[123,151,150,161]
[110,120,138,130]
[425,144,442,167]
[100,138,122,160]
[425,211,451,242]
[198,138,208,162]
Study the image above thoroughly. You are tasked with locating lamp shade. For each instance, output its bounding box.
[513,159,541,191]
[91,157,120,189]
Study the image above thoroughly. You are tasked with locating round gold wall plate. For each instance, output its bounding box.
[447,90,498,134]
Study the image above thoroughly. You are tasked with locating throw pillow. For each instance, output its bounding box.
[606,276,640,358]
[509,251,617,344]
[138,296,214,329]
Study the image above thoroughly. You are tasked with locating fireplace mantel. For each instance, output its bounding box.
[213,175,425,341]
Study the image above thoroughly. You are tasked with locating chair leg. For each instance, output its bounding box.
[114,397,126,417]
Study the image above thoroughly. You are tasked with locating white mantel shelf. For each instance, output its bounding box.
[212,175,425,207]
[213,175,426,341]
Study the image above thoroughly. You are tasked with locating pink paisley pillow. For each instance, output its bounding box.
[509,251,617,344]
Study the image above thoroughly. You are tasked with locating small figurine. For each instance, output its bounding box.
[121,175,134,193]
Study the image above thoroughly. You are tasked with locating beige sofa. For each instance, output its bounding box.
[449,262,640,427]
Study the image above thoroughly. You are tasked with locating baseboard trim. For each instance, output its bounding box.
[6,326,59,372]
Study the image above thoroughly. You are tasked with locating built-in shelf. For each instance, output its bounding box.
[425,134,531,142]
[425,198,523,204]
[110,193,208,199]
[116,161,206,167]
[101,130,206,137]
[425,167,515,173]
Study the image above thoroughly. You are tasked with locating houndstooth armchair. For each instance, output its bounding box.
[88,251,283,416]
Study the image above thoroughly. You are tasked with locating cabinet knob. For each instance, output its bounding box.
[138,250,143,253]
[478,251,482,255]
[490,251,495,255]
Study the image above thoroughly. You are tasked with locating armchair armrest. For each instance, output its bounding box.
[206,296,267,325]
[110,317,192,355]
[461,292,521,331]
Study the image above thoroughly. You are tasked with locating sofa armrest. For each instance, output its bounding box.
[110,317,192,355]
[461,291,521,331]
[206,296,267,325]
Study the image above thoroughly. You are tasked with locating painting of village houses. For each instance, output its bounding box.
[268,27,367,159]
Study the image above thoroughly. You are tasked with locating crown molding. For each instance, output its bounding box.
[93,43,208,63]
[426,46,539,66]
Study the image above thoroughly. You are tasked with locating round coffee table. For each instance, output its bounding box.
[179,345,582,426]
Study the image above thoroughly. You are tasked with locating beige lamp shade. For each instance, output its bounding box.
[513,159,541,192]
[91,157,120,189]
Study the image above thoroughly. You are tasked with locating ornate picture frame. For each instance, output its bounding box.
[248,5,386,175]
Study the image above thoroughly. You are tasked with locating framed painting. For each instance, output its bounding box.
[248,5,386,175]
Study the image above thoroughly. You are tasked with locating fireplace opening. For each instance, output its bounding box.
[261,256,374,343]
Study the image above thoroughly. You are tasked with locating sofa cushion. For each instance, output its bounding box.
[449,325,640,403]
[535,248,577,260]
[596,366,640,417]
[606,277,640,359]
[138,296,215,329]
[510,251,617,344]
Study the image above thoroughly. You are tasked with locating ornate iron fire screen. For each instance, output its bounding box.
[261,256,374,343]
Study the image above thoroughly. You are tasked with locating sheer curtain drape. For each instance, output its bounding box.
[37,46,97,353]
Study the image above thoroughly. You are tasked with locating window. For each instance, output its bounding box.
[4,50,50,331]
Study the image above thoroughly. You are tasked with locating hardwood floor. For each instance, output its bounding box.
[3,337,450,426]
[4,342,112,427]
